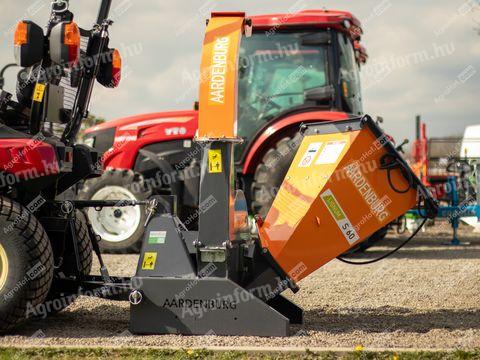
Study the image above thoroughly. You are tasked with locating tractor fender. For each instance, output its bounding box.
[100,142,137,170]
[0,139,59,184]
[241,111,349,174]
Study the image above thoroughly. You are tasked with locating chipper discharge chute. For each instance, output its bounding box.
[128,12,437,337]
[256,118,438,282]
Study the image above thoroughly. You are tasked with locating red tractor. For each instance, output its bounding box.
[80,9,370,252]
[0,0,125,331]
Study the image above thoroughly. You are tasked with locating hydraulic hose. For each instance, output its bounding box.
[337,151,432,265]
[379,153,414,194]
[336,217,427,265]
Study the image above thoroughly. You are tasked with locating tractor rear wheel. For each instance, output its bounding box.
[0,196,54,333]
[78,169,152,253]
[251,134,302,218]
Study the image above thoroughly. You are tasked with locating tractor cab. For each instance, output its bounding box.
[236,10,367,159]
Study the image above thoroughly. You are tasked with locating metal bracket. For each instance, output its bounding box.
[51,0,69,13]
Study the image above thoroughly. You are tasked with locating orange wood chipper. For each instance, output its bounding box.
[126,13,437,336]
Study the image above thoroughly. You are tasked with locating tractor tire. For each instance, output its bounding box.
[0,196,54,333]
[37,210,93,318]
[251,133,303,218]
[78,169,152,253]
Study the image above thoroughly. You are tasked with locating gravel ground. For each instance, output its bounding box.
[1,221,479,350]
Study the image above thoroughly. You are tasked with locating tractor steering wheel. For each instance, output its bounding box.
[268,92,304,99]
[252,92,306,115]
[250,94,282,114]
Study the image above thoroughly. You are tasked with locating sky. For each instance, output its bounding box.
[0,0,479,143]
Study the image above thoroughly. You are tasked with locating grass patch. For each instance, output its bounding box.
[0,347,479,360]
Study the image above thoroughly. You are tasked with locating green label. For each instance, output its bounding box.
[323,195,345,221]
[148,231,167,244]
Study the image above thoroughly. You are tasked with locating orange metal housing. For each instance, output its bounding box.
[258,119,418,282]
[197,14,246,140]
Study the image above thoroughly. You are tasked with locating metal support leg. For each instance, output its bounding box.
[267,295,303,324]
[68,215,83,279]
[84,213,110,280]
[444,176,470,246]
[450,216,460,245]
[444,177,461,245]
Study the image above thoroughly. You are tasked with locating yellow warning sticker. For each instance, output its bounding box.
[33,83,46,103]
[142,252,157,270]
[208,149,222,173]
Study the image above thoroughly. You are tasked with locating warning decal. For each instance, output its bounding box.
[315,140,347,165]
[142,252,157,270]
[33,83,46,103]
[208,149,222,173]
[298,142,322,168]
[148,231,167,245]
[321,189,359,244]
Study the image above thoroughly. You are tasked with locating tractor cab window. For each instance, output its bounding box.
[338,33,363,115]
[237,31,330,159]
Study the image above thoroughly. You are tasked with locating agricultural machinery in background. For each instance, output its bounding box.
[0,0,123,331]
[80,9,383,253]
[410,116,480,244]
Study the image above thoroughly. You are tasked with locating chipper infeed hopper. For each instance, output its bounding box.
[129,12,437,337]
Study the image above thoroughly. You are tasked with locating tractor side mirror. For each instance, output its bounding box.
[14,21,44,67]
[96,48,122,88]
[49,21,81,67]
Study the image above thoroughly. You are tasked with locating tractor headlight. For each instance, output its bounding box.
[49,21,81,67]
[13,21,44,67]
[97,48,122,88]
